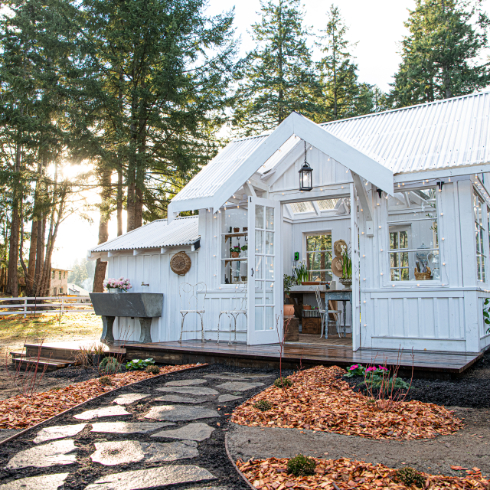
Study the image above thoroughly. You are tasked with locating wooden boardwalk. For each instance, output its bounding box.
[125,340,482,375]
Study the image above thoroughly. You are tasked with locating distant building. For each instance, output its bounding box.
[67,283,91,302]
[50,268,70,296]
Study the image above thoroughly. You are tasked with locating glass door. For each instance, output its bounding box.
[247,196,282,345]
[350,184,361,350]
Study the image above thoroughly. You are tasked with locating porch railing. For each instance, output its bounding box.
[0,296,93,318]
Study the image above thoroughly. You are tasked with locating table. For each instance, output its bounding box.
[324,289,352,337]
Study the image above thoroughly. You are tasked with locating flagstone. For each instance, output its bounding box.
[33,424,86,444]
[164,379,207,387]
[112,393,150,405]
[7,440,77,469]
[145,405,219,422]
[0,473,69,490]
[155,386,219,396]
[74,405,130,420]
[84,465,216,490]
[215,381,264,392]
[154,395,206,404]
[217,394,241,403]
[152,422,214,442]
[90,422,173,434]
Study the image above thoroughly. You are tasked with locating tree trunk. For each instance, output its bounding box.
[26,218,38,296]
[117,165,123,236]
[92,168,111,292]
[34,217,45,296]
[127,176,136,232]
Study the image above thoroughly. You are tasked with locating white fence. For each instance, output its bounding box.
[0,296,93,318]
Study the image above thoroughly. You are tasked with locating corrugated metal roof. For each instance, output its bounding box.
[321,91,490,174]
[91,216,200,252]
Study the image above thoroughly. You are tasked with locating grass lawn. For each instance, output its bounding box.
[0,313,101,358]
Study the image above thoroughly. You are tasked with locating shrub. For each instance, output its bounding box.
[145,365,160,374]
[274,377,293,388]
[126,358,155,371]
[286,455,316,477]
[253,400,272,411]
[99,376,113,386]
[395,467,425,488]
[344,364,366,377]
[363,375,410,391]
[99,357,121,374]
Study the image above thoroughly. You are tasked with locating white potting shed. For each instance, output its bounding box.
[89,91,490,355]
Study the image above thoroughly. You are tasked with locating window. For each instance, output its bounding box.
[53,287,57,295]
[51,271,55,279]
[59,287,63,294]
[306,234,332,281]
[474,192,486,281]
[387,187,439,281]
[63,272,66,279]
[59,271,61,280]
[221,206,248,284]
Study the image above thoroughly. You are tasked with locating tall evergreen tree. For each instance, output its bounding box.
[232,0,320,136]
[390,0,490,107]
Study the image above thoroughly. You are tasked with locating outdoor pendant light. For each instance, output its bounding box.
[299,140,313,191]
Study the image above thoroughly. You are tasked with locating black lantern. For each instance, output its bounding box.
[298,141,313,191]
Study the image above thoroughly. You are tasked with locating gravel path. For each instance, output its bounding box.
[0,365,279,490]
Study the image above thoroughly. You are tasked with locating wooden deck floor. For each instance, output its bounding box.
[126,339,482,375]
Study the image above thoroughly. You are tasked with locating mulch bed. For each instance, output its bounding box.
[231,366,463,440]
[0,364,197,430]
[237,457,489,489]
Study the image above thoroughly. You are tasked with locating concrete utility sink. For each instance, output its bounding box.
[90,293,163,344]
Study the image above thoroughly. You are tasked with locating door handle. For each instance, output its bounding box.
[251,268,254,277]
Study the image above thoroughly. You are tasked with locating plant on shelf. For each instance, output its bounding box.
[230,246,241,258]
[293,259,309,284]
[241,244,248,257]
[283,273,297,315]
[340,244,352,287]
[104,277,132,293]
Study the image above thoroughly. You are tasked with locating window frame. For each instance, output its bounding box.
[474,190,487,283]
[389,225,411,281]
[304,231,333,282]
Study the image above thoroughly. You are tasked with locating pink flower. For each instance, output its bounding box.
[378,366,388,371]
[349,364,359,370]
[366,367,376,372]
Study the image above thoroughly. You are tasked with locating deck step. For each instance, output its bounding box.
[11,356,73,371]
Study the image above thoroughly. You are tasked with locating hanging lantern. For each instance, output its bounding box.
[298,141,313,191]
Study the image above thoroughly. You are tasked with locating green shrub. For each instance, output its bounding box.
[286,454,316,477]
[274,377,293,388]
[253,400,272,411]
[395,467,425,488]
[99,376,113,386]
[99,357,121,374]
[362,375,410,391]
[126,358,155,371]
[145,365,160,374]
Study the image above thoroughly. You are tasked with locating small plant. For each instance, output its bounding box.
[283,273,297,294]
[286,454,316,477]
[145,365,160,374]
[104,277,132,292]
[293,260,309,283]
[274,377,293,388]
[253,400,272,411]
[99,357,121,374]
[340,244,352,279]
[126,358,156,371]
[92,343,106,355]
[484,298,490,333]
[241,245,248,252]
[395,467,425,488]
[230,246,241,254]
[344,364,365,377]
[99,376,113,386]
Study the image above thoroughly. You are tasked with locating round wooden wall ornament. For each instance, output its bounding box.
[170,251,192,275]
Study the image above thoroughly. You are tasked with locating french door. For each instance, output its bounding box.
[350,184,361,350]
[247,196,282,345]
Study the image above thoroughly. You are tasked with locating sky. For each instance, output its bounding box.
[52,0,489,270]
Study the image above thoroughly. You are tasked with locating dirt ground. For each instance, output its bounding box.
[0,313,101,400]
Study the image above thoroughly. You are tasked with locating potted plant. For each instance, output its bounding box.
[230,246,241,258]
[339,244,352,288]
[293,260,309,285]
[283,273,296,316]
[241,244,248,257]
[233,227,240,233]
[104,277,132,293]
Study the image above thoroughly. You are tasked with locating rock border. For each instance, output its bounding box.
[0,363,207,448]
[224,433,255,490]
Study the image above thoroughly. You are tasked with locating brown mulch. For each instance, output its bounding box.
[231,366,463,440]
[237,457,489,489]
[0,364,197,430]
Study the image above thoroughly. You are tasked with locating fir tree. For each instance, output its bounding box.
[232,0,320,135]
[390,0,490,107]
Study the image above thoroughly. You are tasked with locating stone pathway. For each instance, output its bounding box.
[0,368,277,490]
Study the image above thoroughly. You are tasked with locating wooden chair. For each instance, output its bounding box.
[216,286,247,344]
[315,287,343,338]
[179,282,207,343]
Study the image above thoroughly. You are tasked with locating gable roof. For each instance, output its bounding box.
[90,216,199,253]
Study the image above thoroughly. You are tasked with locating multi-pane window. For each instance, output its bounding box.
[306,234,332,281]
[389,228,409,281]
[474,192,486,282]
[221,207,248,284]
[387,187,439,281]
[59,271,61,280]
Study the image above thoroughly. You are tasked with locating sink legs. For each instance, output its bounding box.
[139,317,153,343]
[101,315,115,344]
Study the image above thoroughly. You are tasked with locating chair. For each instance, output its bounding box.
[179,282,207,343]
[315,287,343,338]
[216,286,247,344]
